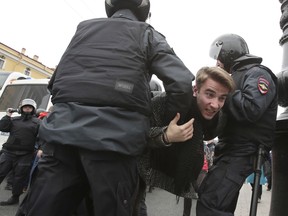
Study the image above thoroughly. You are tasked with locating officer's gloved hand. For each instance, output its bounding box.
[6,108,16,117]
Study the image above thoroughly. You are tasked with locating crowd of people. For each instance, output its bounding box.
[0,0,278,216]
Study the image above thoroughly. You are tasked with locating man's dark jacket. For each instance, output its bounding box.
[139,93,222,196]
[0,115,39,154]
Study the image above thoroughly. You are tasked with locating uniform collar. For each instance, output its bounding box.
[231,54,262,72]
[111,9,139,21]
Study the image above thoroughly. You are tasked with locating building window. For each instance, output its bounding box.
[0,56,5,69]
[24,67,31,76]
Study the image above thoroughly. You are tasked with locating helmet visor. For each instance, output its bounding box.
[209,41,223,60]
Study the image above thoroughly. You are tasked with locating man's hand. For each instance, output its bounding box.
[165,113,194,143]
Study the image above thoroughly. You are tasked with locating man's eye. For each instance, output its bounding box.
[206,92,214,98]
[219,97,227,102]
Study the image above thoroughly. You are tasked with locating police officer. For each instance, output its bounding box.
[0,99,39,206]
[196,34,278,215]
[16,1,194,215]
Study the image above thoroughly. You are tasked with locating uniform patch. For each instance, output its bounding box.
[258,77,269,95]
[115,80,134,93]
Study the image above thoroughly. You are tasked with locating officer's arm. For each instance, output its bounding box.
[146,28,194,124]
[229,70,276,122]
[0,115,13,132]
[47,67,57,94]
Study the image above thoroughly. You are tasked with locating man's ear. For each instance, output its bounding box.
[193,85,198,97]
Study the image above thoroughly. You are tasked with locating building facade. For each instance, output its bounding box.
[0,42,54,79]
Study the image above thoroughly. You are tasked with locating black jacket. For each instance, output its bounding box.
[0,115,40,154]
[138,94,221,196]
[48,9,193,118]
[216,55,278,156]
[39,9,194,156]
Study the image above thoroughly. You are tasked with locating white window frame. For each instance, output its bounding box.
[0,56,5,69]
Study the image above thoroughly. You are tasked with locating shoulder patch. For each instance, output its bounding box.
[258,77,269,95]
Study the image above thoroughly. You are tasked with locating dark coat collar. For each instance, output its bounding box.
[111,9,139,21]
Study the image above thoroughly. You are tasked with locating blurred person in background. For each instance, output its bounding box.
[0,99,39,206]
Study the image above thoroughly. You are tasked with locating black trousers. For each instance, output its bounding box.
[16,143,139,216]
[183,198,192,216]
[196,155,254,216]
[0,152,33,197]
[250,183,262,199]
[133,177,147,216]
[182,169,207,216]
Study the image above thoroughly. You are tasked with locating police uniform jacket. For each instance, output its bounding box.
[216,55,278,157]
[39,9,194,156]
[0,115,40,155]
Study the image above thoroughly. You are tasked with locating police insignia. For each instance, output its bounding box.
[258,77,269,94]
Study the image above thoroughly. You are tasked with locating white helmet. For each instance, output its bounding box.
[19,98,37,114]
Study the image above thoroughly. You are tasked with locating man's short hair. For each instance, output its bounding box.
[195,66,235,92]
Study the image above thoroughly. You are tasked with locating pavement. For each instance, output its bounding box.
[0,181,271,216]
[0,179,21,216]
[145,182,272,216]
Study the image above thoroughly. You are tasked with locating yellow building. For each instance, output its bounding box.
[0,42,54,79]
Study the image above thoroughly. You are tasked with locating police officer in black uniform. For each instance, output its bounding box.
[196,34,278,216]
[16,1,194,216]
[0,99,39,206]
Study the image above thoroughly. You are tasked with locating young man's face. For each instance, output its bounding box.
[193,78,229,120]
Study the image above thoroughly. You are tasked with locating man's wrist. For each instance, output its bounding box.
[161,127,172,146]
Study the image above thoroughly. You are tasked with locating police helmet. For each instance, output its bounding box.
[19,98,37,114]
[209,34,249,72]
[105,0,150,21]
[149,79,162,92]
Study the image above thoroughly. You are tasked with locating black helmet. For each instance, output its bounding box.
[149,79,162,92]
[105,0,150,21]
[209,34,249,72]
[19,98,37,114]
